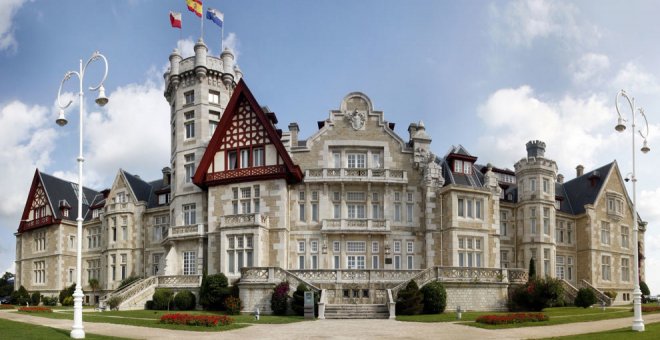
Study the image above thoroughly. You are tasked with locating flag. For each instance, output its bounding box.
[169,11,182,29]
[186,0,203,17]
[206,8,223,28]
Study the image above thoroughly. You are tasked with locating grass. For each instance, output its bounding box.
[0,317,129,340]
[16,309,306,332]
[542,321,660,339]
[398,306,660,329]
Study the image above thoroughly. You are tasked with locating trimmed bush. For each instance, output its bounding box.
[225,296,242,315]
[106,296,123,311]
[271,282,290,315]
[59,284,75,304]
[604,291,618,301]
[174,290,196,311]
[42,296,58,306]
[11,285,30,305]
[508,277,563,312]
[62,296,74,306]
[396,280,423,315]
[291,284,307,316]
[145,300,154,310]
[30,291,41,306]
[420,282,447,314]
[574,288,597,308]
[641,281,651,303]
[528,258,536,279]
[151,288,174,310]
[199,273,230,310]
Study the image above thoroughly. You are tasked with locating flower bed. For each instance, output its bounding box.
[159,313,233,327]
[476,313,548,325]
[641,306,660,313]
[0,305,15,310]
[17,306,53,313]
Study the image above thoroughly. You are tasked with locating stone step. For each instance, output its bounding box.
[324,304,390,319]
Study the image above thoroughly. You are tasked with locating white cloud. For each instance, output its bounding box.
[0,0,27,52]
[571,53,610,85]
[639,188,660,294]
[0,100,56,218]
[490,0,599,47]
[611,62,660,95]
[176,37,196,59]
[223,32,240,61]
[80,77,170,186]
[476,85,615,176]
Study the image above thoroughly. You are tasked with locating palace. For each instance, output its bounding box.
[14,40,646,315]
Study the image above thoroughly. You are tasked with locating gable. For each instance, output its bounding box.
[193,79,303,187]
[18,170,57,233]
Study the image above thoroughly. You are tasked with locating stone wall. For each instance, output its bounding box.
[444,282,508,311]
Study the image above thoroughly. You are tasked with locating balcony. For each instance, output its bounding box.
[219,213,269,229]
[163,224,207,240]
[19,215,54,231]
[105,202,131,214]
[321,218,390,234]
[304,168,407,184]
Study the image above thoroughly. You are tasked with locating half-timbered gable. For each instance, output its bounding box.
[194,79,303,187]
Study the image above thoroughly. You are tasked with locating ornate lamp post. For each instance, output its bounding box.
[56,51,109,339]
[615,89,650,332]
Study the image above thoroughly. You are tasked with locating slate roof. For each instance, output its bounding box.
[39,171,100,222]
[440,157,484,188]
[561,162,614,215]
[121,170,169,209]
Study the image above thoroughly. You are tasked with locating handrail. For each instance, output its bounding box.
[390,267,435,297]
[580,279,612,306]
[317,289,327,319]
[387,289,396,319]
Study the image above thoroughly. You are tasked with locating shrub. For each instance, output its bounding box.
[42,296,58,306]
[59,284,76,304]
[640,281,651,303]
[641,306,660,313]
[11,285,30,305]
[225,296,242,315]
[604,291,618,301]
[152,289,174,310]
[62,296,74,307]
[106,296,123,311]
[476,313,548,325]
[528,258,536,279]
[420,282,447,314]
[396,280,423,315]
[271,282,290,315]
[509,277,563,311]
[160,313,233,327]
[199,273,230,310]
[173,290,196,311]
[145,300,154,310]
[118,276,142,290]
[574,288,597,308]
[18,306,53,313]
[291,284,308,316]
[30,291,41,306]
[0,305,15,310]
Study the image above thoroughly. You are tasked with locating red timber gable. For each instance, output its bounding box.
[193,79,303,187]
[18,169,57,233]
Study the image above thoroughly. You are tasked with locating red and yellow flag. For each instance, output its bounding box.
[186,0,202,17]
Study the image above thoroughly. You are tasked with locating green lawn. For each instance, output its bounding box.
[0,317,129,340]
[543,321,660,339]
[398,306,660,329]
[16,309,306,332]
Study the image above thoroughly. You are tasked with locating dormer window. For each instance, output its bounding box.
[63,209,69,217]
[453,160,472,174]
[348,153,366,168]
[464,162,472,175]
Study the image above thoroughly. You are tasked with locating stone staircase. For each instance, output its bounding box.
[324,304,389,319]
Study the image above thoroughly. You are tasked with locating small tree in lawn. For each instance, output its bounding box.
[574,288,597,308]
[88,279,100,304]
[271,282,290,315]
[420,282,447,314]
[528,257,536,280]
[396,280,423,315]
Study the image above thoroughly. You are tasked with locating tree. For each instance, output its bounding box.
[420,282,447,314]
[88,278,100,304]
[396,280,423,315]
[574,288,597,308]
[640,281,651,303]
[0,272,14,297]
[528,258,536,279]
[199,273,230,310]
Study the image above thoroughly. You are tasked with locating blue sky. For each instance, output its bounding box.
[1,0,660,293]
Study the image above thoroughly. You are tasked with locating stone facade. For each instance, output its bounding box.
[14,41,646,310]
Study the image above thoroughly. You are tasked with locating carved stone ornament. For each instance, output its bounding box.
[345,110,366,130]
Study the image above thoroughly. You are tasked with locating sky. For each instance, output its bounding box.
[0,0,659,294]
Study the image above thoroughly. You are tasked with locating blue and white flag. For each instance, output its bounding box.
[206,8,223,28]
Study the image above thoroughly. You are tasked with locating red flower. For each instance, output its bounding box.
[17,306,53,313]
[159,313,234,327]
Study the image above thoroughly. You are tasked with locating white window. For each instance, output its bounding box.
[183,204,196,225]
[475,200,482,219]
[253,148,264,167]
[602,255,611,281]
[543,178,549,193]
[454,160,463,173]
[406,241,413,253]
[530,208,537,234]
[298,255,305,269]
[394,241,401,253]
[311,255,318,269]
[394,203,402,221]
[530,178,537,192]
[69,235,75,250]
[601,222,611,245]
[334,204,341,219]
[346,241,366,252]
[372,153,381,168]
[184,153,195,183]
[312,203,319,222]
[621,226,629,248]
[333,255,340,269]
[208,90,219,104]
[543,248,550,276]
[458,236,484,268]
[333,241,340,252]
[183,251,196,275]
[333,152,341,168]
[394,255,401,269]
[152,253,162,275]
[311,240,319,253]
[463,162,472,175]
[184,90,194,104]
[34,261,45,284]
[567,223,574,244]
[556,256,565,280]
[543,207,550,235]
[227,151,237,170]
[621,257,630,281]
[241,149,250,168]
[68,268,74,283]
[372,255,379,269]
[556,221,565,243]
[501,250,509,268]
[372,241,379,253]
[567,256,574,281]
[406,204,413,222]
[347,153,366,168]
[122,226,128,240]
[407,255,413,269]
[500,211,508,236]
[298,240,305,253]
[458,198,464,217]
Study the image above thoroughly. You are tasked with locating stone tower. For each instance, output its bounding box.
[162,39,242,275]
[514,140,558,277]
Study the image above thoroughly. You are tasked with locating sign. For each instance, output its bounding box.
[304,291,314,319]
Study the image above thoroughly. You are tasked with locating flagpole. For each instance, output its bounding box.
[200,9,204,41]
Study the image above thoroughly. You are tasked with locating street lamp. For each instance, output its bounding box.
[615,89,650,332]
[56,51,109,339]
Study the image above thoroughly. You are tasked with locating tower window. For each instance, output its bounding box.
[184,91,194,105]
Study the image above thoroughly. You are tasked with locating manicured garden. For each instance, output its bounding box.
[542,321,660,340]
[0,317,130,340]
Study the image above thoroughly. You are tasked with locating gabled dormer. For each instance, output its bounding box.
[446,145,478,176]
[193,79,303,187]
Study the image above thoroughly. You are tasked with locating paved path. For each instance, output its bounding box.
[1,310,659,339]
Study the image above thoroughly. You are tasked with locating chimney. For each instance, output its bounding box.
[526,140,546,158]
[576,165,584,177]
[288,123,299,147]
[162,167,172,186]
[407,123,419,143]
[557,174,564,184]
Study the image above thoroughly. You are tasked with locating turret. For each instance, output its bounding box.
[220,48,235,86]
[168,48,182,87]
[194,38,208,79]
[526,140,546,158]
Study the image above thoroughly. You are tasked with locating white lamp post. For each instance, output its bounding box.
[56,51,109,339]
[615,89,650,332]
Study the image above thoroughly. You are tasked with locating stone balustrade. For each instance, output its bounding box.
[321,219,390,233]
[304,168,407,184]
[158,275,203,288]
[219,213,269,229]
[164,224,207,240]
[105,202,130,214]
